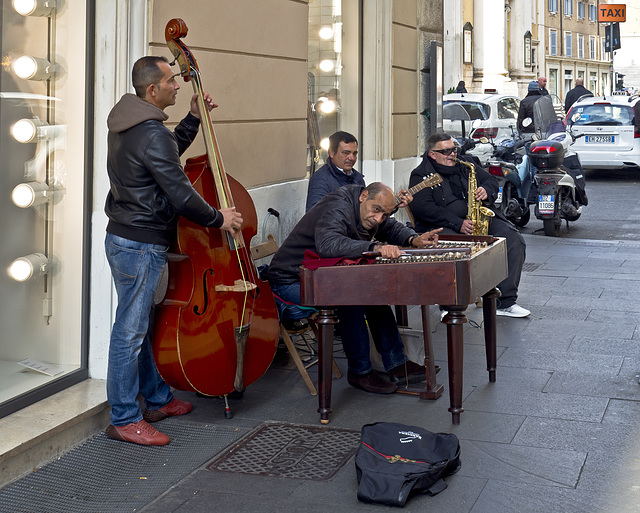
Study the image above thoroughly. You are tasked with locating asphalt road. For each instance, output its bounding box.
[518,167,640,241]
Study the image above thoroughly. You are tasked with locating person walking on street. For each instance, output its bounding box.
[564,78,592,113]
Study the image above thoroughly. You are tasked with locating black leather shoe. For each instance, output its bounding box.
[347,370,398,394]
[388,360,440,384]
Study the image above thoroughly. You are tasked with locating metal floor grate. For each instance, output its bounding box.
[522,262,542,272]
[0,420,248,513]
[208,422,360,480]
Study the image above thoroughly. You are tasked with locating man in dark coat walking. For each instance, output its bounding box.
[564,78,592,113]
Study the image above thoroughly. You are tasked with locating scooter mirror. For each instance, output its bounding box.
[522,118,533,128]
[471,119,481,130]
[570,111,581,124]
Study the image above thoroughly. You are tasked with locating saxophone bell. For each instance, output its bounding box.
[456,156,494,235]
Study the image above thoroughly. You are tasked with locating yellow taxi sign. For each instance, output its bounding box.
[598,4,626,22]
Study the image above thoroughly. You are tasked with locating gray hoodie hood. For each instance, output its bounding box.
[107,93,169,133]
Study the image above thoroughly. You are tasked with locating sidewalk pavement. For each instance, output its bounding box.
[4,234,640,513]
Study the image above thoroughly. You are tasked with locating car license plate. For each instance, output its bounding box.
[585,135,614,143]
[538,195,554,214]
[495,187,502,205]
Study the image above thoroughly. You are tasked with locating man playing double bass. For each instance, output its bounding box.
[104,56,243,446]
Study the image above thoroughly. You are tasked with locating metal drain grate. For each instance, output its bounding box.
[0,420,248,513]
[207,422,360,480]
[522,262,542,272]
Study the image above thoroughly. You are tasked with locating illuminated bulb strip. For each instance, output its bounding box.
[11,118,38,143]
[8,253,49,282]
[13,0,56,17]
[12,182,50,208]
[13,56,53,81]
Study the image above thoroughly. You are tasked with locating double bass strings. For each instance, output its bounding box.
[190,64,255,332]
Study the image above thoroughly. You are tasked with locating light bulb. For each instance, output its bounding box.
[319,60,335,72]
[8,253,49,282]
[319,26,334,40]
[11,119,38,143]
[12,0,56,17]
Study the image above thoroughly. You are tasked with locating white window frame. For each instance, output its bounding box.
[578,1,585,19]
[564,0,573,16]
[589,35,596,59]
[550,29,558,56]
[588,3,597,22]
[549,0,559,14]
[578,34,584,59]
[565,31,572,57]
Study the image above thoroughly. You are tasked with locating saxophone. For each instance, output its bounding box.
[454,158,495,235]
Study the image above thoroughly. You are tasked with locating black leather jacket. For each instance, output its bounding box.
[267,184,417,285]
[105,93,222,246]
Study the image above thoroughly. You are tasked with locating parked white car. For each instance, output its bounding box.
[443,93,521,163]
[567,95,640,170]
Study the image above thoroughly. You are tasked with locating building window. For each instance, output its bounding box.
[601,37,607,61]
[463,22,473,64]
[565,32,572,57]
[589,35,596,59]
[578,1,585,19]
[564,69,573,94]
[549,0,559,14]
[588,3,597,22]
[550,29,558,56]
[524,31,532,68]
[564,0,573,16]
[578,34,584,58]
[549,69,558,97]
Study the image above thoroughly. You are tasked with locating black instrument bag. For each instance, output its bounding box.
[355,422,461,507]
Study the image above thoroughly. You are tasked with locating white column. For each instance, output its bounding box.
[473,0,508,91]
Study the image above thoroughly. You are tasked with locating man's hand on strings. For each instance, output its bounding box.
[190,92,218,119]
[395,189,413,208]
[220,207,243,236]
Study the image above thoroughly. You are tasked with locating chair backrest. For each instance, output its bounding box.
[250,233,279,261]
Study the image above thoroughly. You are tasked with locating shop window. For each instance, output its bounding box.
[0,0,91,416]
[307,0,360,173]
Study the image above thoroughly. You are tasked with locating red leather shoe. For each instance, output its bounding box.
[143,398,193,423]
[105,420,170,446]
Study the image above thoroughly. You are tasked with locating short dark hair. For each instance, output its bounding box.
[329,131,358,154]
[132,56,169,99]
[426,133,452,151]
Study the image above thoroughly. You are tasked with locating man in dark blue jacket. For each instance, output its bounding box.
[104,56,243,446]
[268,183,441,394]
[306,131,364,211]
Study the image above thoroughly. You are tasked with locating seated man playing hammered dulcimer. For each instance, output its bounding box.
[267,182,441,394]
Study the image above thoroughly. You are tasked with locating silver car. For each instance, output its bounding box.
[443,93,521,163]
[567,95,640,170]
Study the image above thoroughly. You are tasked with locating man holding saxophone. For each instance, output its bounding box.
[408,133,530,318]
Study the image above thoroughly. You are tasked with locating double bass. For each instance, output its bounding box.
[152,19,279,405]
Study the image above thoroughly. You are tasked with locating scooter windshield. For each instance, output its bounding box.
[533,95,558,139]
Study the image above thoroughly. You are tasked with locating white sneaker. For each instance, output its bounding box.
[496,304,531,318]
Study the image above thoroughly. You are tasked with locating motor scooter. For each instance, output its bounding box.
[527,96,588,237]
[486,133,532,226]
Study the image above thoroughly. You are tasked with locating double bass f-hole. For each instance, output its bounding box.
[193,268,215,316]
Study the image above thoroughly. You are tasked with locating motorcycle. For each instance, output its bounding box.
[527,96,588,237]
[485,133,533,227]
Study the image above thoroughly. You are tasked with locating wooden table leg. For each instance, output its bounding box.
[482,287,500,382]
[315,306,338,424]
[442,306,467,425]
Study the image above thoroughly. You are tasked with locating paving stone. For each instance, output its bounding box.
[602,398,640,424]
[456,440,585,487]
[569,336,640,357]
[543,371,640,400]
[462,386,608,423]
[498,347,623,375]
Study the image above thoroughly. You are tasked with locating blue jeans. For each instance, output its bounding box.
[105,233,174,426]
[271,281,406,375]
[270,281,316,321]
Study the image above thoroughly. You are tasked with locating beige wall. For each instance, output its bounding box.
[149,0,309,188]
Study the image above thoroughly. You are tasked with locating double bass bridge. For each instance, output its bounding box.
[215,279,258,292]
